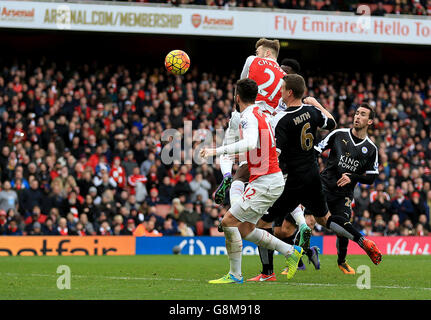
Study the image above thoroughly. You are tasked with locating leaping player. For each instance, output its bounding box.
[214,38,313,250]
[200,78,304,284]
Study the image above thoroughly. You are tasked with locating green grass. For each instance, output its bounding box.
[0,255,430,300]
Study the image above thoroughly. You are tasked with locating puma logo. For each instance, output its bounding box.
[342,139,348,145]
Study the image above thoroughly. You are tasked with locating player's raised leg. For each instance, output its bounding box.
[214,112,240,204]
[289,206,312,251]
[316,213,382,265]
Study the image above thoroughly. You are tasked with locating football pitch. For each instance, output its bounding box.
[0,255,430,300]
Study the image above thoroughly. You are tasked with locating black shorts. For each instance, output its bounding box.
[262,166,328,227]
[324,191,353,220]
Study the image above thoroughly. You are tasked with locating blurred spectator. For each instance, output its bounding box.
[179,202,201,233]
[390,189,414,223]
[140,153,156,176]
[358,210,373,235]
[372,1,387,15]
[410,191,427,224]
[147,206,165,232]
[177,220,194,236]
[190,173,211,202]
[121,219,136,235]
[0,181,18,212]
[6,219,22,236]
[320,0,337,10]
[372,214,387,235]
[24,205,47,225]
[146,187,161,206]
[354,188,370,216]
[19,180,43,216]
[204,207,221,235]
[412,0,426,15]
[295,0,309,9]
[167,198,184,221]
[369,185,392,221]
[402,218,415,235]
[162,217,178,236]
[98,220,113,235]
[384,220,400,236]
[123,150,138,177]
[133,219,162,237]
[57,217,71,235]
[75,222,87,236]
[42,217,60,235]
[159,176,174,204]
[112,214,125,233]
[415,223,427,236]
[173,174,192,201]
[79,213,95,235]
[418,214,431,233]
[0,210,8,235]
[28,222,43,236]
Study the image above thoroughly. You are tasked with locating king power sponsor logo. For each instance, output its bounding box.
[191,13,233,30]
[0,6,35,21]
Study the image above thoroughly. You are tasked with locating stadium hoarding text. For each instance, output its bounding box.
[323,236,431,255]
[0,236,429,256]
[135,236,431,256]
[0,236,135,256]
[135,236,324,255]
[0,1,430,45]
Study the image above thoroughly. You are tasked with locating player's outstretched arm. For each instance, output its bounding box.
[200,114,259,159]
[303,96,337,129]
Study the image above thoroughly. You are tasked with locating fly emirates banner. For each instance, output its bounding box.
[0,1,430,45]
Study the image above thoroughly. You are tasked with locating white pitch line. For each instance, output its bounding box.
[2,272,431,291]
[287,282,431,291]
[1,272,196,282]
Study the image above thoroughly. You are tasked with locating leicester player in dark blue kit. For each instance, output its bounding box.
[250,75,382,281]
[315,103,379,274]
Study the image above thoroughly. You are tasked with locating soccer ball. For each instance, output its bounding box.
[165,50,190,75]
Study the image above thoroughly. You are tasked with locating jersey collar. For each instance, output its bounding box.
[283,104,303,113]
[240,104,255,116]
[348,128,368,147]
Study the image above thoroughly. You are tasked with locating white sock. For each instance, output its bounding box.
[245,228,294,257]
[229,180,244,206]
[291,205,306,228]
[223,226,243,278]
[220,155,233,177]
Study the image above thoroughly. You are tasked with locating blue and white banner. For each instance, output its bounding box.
[135,236,323,255]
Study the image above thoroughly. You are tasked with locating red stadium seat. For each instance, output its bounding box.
[195,221,204,236]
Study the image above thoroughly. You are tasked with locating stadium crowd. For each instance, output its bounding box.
[125,0,431,16]
[0,59,430,238]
